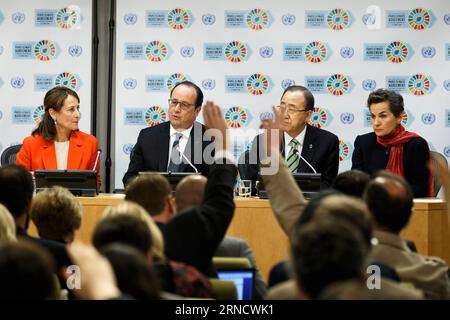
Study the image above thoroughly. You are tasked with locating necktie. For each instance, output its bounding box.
[167,133,183,172]
[286,139,300,173]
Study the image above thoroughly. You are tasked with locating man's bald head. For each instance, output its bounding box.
[175,175,207,212]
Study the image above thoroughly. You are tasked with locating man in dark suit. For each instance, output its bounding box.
[238,85,339,188]
[123,81,213,186]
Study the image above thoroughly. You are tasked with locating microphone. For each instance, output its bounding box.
[92,149,102,171]
[294,148,317,174]
[175,145,199,173]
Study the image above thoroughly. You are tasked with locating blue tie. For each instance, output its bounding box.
[167,133,183,172]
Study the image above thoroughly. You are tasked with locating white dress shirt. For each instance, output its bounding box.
[284,126,307,159]
[55,141,70,170]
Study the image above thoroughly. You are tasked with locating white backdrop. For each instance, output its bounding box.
[115,0,450,189]
[0,0,92,155]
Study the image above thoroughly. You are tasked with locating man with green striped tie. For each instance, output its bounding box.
[238,85,339,188]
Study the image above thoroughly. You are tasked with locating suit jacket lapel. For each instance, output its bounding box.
[42,139,57,169]
[67,131,82,169]
[299,125,315,172]
[159,122,170,172]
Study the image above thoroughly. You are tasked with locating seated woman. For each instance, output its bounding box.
[16,86,100,185]
[352,89,432,198]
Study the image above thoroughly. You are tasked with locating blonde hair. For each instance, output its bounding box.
[102,201,165,262]
[0,204,17,243]
[31,186,82,241]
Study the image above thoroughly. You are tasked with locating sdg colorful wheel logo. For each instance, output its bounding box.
[56,7,79,29]
[327,74,350,96]
[385,41,409,63]
[145,41,168,62]
[55,72,79,90]
[400,111,411,127]
[408,74,431,96]
[309,107,329,128]
[225,106,248,128]
[33,105,45,124]
[167,8,191,30]
[145,106,167,127]
[407,8,431,30]
[246,8,270,30]
[339,140,351,161]
[246,74,270,96]
[224,41,249,63]
[327,9,351,30]
[166,73,187,91]
[34,40,57,61]
[304,41,328,63]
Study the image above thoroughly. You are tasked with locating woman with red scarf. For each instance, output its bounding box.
[352,89,433,198]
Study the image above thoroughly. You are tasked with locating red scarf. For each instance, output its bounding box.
[377,125,434,197]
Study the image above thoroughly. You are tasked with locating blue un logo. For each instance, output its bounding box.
[123,78,137,90]
[340,113,355,124]
[444,146,450,158]
[281,79,295,90]
[281,14,296,25]
[362,79,376,91]
[421,47,436,58]
[421,113,436,125]
[202,14,215,25]
[11,77,24,88]
[123,144,134,156]
[124,13,137,25]
[259,46,273,58]
[202,79,216,91]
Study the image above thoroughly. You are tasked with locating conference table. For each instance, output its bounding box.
[29,195,449,282]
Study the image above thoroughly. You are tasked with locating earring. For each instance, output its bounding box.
[54,119,57,125]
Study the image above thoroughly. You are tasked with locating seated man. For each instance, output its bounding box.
[123,81,213,186]
[364,171,450,299]
[31,186,82,244]
[238,85,339,189]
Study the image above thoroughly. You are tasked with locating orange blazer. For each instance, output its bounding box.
[16,130,101,185]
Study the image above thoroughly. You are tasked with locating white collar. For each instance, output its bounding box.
[285,125,307,146]
[169,124,193,139]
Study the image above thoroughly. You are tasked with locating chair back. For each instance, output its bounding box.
[0,144,22,166]
[213,257,252,270]
[209,279,237,300]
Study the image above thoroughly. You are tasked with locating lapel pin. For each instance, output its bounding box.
[309,144,313,149]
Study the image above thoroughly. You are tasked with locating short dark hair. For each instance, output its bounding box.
[0,164,34,219]
[364,171,413,233]
[0,240,56,299]
[32,86,80,141]
[170,81,204,108]
[93,214,153,255]
[297,189,342,226]
[291,219,368,299]
[99,243,160,300]
[281,85,315,111]
[125,173,172,216]
[367,89,404,117]
[333,170,370,198]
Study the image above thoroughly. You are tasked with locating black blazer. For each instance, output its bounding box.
[123,121,213,186]
[238,124,339,188]
[351,132,430,198]
[164,161,237,276]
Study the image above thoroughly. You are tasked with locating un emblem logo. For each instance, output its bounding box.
[362,13,376,25]
[444,146,450,158]
[202,79,216,91]
[443,80,450,91]
[421,47,436,58]
[340,113,354,124]
[362,79,376,91]
[281,14,296,25]
[124,13,137,25]
[123,78,137,90]
[12,12,25,24]
[421,113,436,125]
[180,46,194,57]
[69,45,83,57]
[260,112,274,121]
[444,14,450,25]
[11,77,24,88]
[123,144,134,156]
[259,46,274,58]
[340,47,354,58]
[202,14,215,25]
[281,79,295,90]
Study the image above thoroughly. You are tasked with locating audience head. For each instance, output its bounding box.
[296,189,342,226]
[0,164,34,223]
[169,81,203,130]
[102,201,165,262]
[31,186,82,243]
[125,173,174,223]
[291,219,368,299]
[0,240,56,299]
[99,243,160,300]
[32,86,81,141]
[0,204,17,243]
[367,89,404,137]
[333,170,370,198]
[364,170,413,234]
[175,175,207,212]
[93,213,153,258]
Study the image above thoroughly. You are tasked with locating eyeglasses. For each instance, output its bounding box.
[168,99,196,111]
[277,105,308,115]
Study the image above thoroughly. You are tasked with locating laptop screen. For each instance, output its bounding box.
[217,269,255,300]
